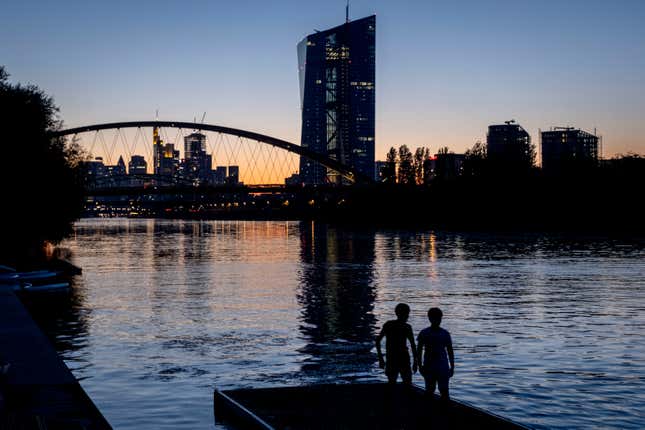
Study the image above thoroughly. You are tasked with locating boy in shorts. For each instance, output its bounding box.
[375,303,418,384]
[417,307,454,400]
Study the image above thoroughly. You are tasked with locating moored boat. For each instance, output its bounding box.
[12,282,71,294]
[0,266,61,283]
[214,382,533,430]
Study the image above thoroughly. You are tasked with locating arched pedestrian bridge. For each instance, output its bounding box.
[51,121,372,185]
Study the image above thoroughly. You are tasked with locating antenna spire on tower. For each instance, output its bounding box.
[346,0,349,23]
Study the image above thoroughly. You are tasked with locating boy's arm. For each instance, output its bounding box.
[375,326,386,368]
[407,327,418,373]
[447,337,455,377]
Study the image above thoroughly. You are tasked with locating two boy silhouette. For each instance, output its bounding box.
[375,304,454,399]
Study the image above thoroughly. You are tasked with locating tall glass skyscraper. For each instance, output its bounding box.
[298,15,376,184]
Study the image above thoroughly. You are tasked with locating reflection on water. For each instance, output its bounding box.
[31,219,645,429]
[21,277,92,378]
[298,222,377,380]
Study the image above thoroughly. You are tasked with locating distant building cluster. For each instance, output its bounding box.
[82,127,241,188]
[374,119,600,182]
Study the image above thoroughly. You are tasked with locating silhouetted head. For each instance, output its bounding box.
[394,303,410,321]
[427,307,443,327]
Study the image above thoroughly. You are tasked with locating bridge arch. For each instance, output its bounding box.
[50,121,372,184]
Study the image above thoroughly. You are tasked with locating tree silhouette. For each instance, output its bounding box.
[463,140,487,177]
[397,145,415,185]
[383,147,397,183]
[1,66,84,260]
[413,147,429,185]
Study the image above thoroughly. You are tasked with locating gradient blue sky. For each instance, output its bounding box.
[2,0,644,160]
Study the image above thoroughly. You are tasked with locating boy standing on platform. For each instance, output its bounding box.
[417,307,454,400]
[375,303,418,384]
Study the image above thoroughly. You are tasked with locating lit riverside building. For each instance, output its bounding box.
[487,120,533,171]
[297,15,376,184]
[541,127,599,174]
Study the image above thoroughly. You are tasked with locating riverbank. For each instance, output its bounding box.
[81,172,645,234]
[0,284,110,428]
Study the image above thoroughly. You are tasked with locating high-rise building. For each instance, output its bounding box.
[297,15,376,184]
[128,155,147,175]
[184,132,205,160]
[183,132,212,182]
[153,126,163,175]
[159,143,179,177]
[213,166,227,184]
[487,120,533,170]
[227,165,240,185]
[541,127,599,173]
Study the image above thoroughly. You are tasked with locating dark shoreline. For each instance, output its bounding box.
[0,285,110,428]
[81,170,645,236]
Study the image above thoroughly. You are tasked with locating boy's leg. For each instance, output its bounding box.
[424,375,437,394]
[385,362,398,384]
[437,376,450,400]
[400,364,412,385]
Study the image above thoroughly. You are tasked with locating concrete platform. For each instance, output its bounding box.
[0,285,111,429]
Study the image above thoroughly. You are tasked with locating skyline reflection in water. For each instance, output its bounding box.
[31,219,645,429]
[298,221,377,380]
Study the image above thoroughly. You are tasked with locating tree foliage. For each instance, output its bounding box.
[463,140,487,177]
[413,147,429,185]
[382,147,397,183]
[397,145,415,185]
[1,66,84,256]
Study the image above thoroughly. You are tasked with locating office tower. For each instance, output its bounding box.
[298,15,376,184]
[487,120,534,170]
[128,155,148,175]
[227,165,240,184]
[184,132,205,160]
[213,166,227,184]
[153,126,162,175]
[183,132,212,181]
[158,143,179,177]
[541,127,599,174]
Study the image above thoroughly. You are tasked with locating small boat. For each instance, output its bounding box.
[12,281,71,294]
[0,266,61,283]
[214,382,533,430]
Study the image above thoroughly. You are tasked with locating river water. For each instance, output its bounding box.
[31,219,645,429]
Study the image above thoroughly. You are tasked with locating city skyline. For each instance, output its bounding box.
[2,0,644,160]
